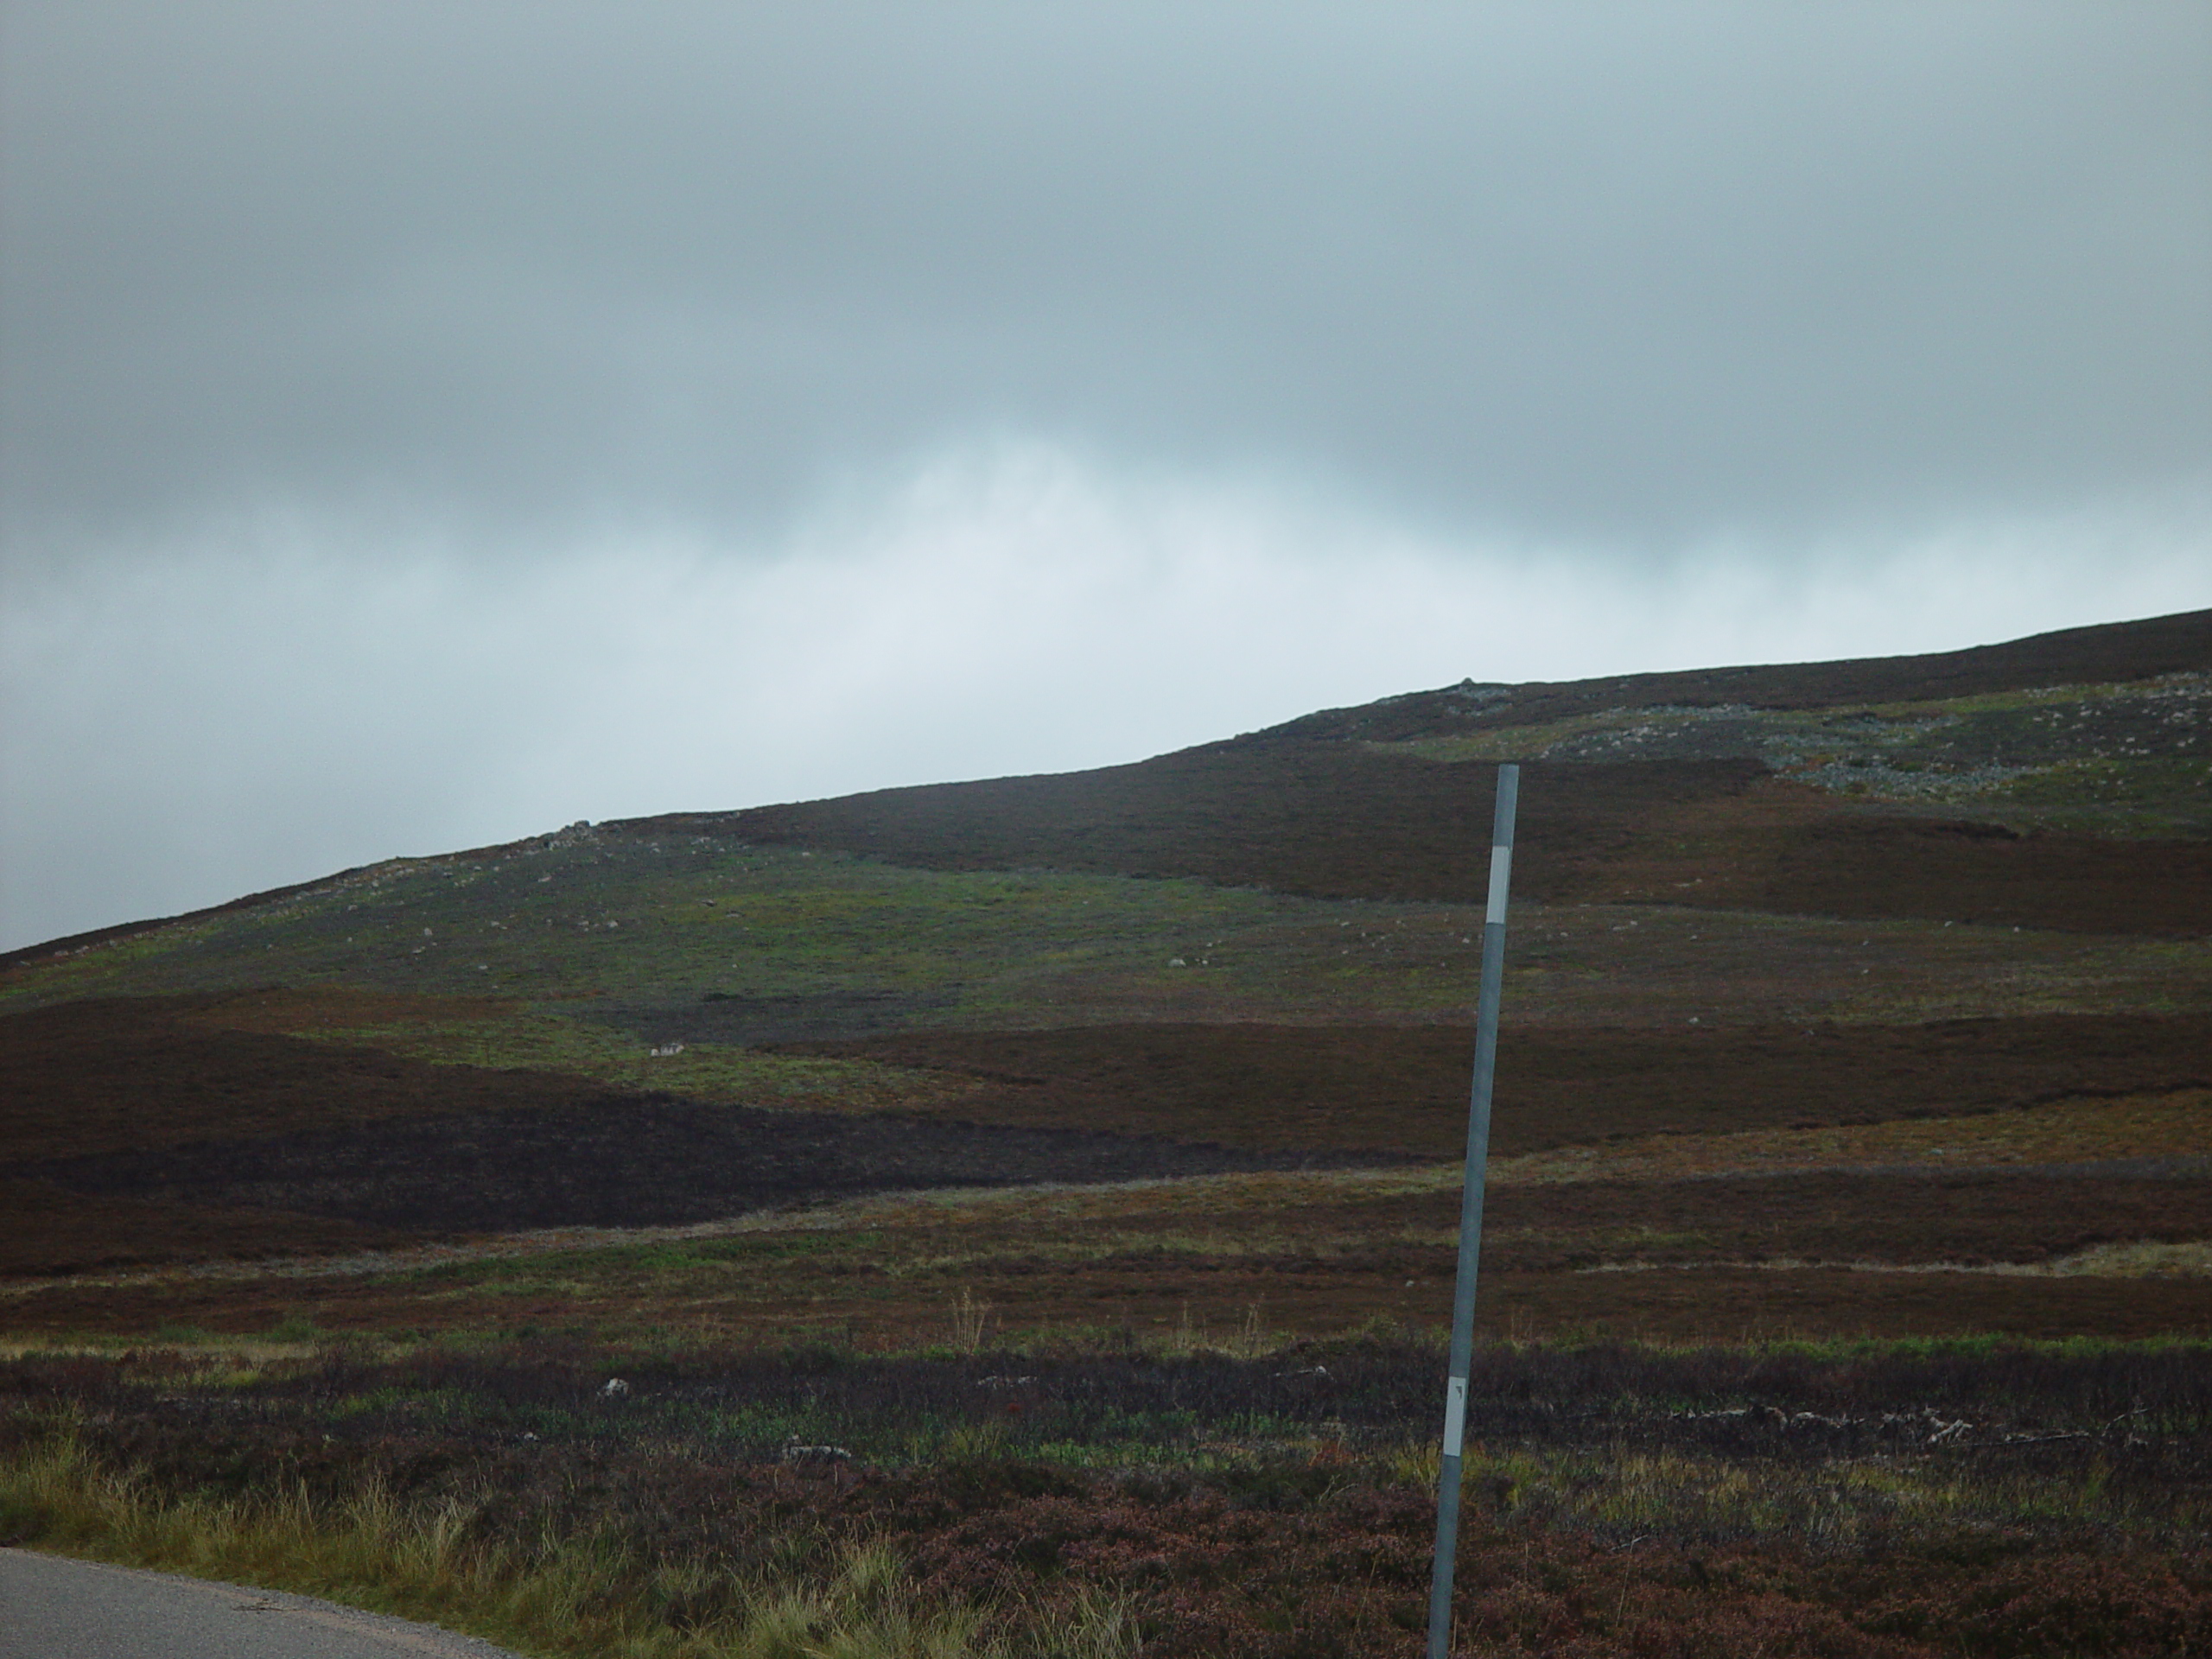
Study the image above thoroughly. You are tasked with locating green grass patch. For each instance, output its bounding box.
[1,842,1446,1027]
[298,1010,944,1112]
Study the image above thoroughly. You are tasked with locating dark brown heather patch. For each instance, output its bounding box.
[772,1014,2212,1157]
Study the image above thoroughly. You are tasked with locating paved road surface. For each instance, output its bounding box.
[0,1549,529,1659]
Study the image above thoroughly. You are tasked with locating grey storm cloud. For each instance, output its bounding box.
[3,2,2209,952]
[5,0,2207,553]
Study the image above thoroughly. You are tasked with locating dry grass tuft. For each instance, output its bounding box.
[1,1421,1139,1659]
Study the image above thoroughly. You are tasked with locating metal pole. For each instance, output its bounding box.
[1426,762,1519,1659]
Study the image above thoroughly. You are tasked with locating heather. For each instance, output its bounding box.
[6,1338,2207,1657]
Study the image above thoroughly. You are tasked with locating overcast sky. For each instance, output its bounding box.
[3,2,2209,950]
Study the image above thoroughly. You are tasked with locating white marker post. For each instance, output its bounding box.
[1426,762,1519,1658]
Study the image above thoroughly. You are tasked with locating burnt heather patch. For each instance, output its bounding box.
[0,1179,413,1276]
[0,993,607,1164]
[774,1014,2212,1157]
[20,1095,1389,1235]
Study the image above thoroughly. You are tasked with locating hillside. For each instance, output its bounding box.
[2,608,2208,1345]
[683,610,2212,928]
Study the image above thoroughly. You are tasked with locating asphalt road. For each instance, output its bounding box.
[0,1549,529,1659]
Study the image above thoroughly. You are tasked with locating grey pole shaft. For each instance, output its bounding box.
[1426,762,1519,1659]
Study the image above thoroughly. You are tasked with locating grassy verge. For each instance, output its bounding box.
[5,1338,2209,1657]
[1,1421,1137,1659]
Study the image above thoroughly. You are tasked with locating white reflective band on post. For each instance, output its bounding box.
[1442,1376,1468,1458]
[1485,847,1513,925]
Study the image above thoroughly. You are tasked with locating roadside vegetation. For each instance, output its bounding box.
[5,1336,2208,1657]
[2,1412,1137,1658]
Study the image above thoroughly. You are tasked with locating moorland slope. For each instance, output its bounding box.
[2,608,2207,1344]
